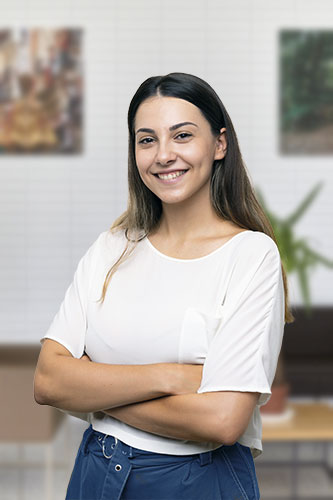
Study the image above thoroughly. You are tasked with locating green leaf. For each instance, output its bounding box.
[254,182,332,311]
[285,181,323,225]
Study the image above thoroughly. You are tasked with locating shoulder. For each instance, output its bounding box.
[91,227,129,263]
[230,231,282,277]
[90,227,126,247]
[236,230,280,259]
[222,232,283,303]
[74,228,126,284]
[101,227,127,250]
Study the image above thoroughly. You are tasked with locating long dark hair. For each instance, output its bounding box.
[98,72,294,324]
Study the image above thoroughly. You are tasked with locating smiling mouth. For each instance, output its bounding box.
[154,170,188,180]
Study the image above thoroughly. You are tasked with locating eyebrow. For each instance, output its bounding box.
[135,121,198,136]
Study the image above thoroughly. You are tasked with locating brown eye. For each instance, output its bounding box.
[138,137,154,145]
[176,133,192,139]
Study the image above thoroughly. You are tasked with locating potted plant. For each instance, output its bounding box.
[255,181,333,414]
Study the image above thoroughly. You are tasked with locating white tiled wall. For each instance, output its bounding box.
[1,0,332,343]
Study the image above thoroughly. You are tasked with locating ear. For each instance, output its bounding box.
[214,127,227,160]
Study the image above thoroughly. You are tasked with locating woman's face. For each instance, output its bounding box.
[134,96,227,205]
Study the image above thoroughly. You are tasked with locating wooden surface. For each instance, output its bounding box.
[0,345,64,441]
[262,402,333,441]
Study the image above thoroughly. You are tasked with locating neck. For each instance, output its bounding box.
[152,187,231,242]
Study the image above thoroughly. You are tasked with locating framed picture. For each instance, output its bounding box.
[0,28,83,154]
[279,30,333,155]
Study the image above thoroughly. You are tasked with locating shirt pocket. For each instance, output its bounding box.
[178,306,223,364]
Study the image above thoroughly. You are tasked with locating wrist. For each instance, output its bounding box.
[153,363,179,396]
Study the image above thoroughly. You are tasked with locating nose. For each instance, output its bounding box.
[155,140,177,166]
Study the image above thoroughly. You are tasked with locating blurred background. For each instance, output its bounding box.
[0,0,332,499]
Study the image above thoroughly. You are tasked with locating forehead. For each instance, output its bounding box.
[134,96,206,128]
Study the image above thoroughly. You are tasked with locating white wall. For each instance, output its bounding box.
[1,0,332,343]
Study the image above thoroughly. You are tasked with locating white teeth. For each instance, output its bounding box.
[157,170,187,180]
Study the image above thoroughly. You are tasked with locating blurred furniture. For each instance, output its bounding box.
[260,401,333,500]
[0,344,66,500]
[283,307,333,396]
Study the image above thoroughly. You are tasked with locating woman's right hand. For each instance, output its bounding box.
[164,363,204,396]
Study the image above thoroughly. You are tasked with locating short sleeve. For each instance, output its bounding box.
[197,234,285,407]
[40,232,103,359]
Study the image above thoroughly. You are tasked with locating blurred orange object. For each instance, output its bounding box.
[260,382,290,414]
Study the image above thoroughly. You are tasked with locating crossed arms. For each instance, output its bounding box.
[34,339,260,446]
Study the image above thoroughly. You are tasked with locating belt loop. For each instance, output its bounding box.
[82,424,94,455]
[199,450,212,466]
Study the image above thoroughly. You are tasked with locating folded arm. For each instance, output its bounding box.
[34,339,202,413]
[35,341,259,444]
[103,390,260,445]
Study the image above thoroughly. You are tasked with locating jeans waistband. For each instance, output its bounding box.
[85,425,215,466]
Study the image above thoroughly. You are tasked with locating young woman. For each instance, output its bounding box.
[34,72,294,500]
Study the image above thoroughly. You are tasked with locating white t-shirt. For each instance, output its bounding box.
[40,227,285,459]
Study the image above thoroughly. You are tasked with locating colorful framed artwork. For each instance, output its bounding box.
[0,28,83,154]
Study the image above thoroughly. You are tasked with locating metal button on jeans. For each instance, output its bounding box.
[115,464,122,471]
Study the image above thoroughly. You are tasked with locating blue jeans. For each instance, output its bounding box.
[66,424,260,500]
